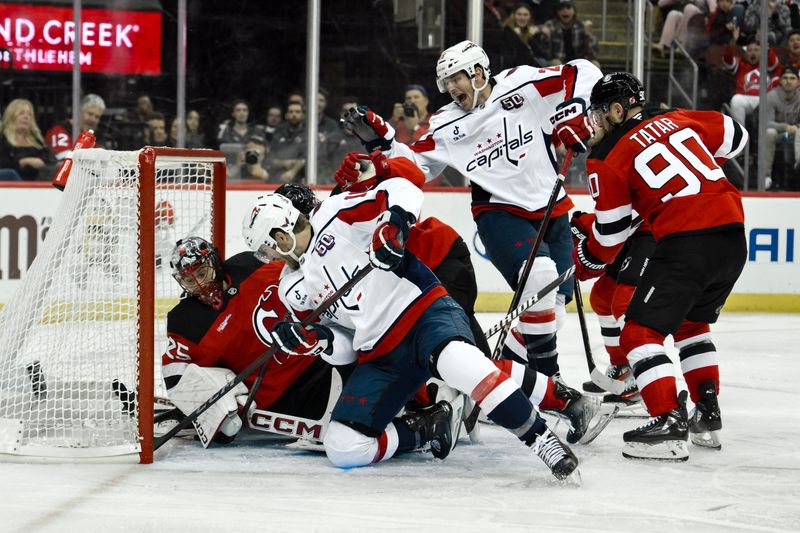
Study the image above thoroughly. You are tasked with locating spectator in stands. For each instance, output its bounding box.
[144,113,169,147]
[185,110,206,149]
[544,1,599,67]
[723,32,781,126]
[389,84,432,144]
[742,0,790,45]
[265,101,306,183]
[0,98,55,181]
[168,111,206,149]
[317,88,339,143]
[707,0,737,49]
[260,105,283,143]
[780,29,800,70]
[287,90,305,107]
[656,0,718,56]
[498,2,551,68]
[217,99,259,145]
[765,65,800,189]
[45,93,106,160]
[321,96,362,183]
[236,135,270,181]
[127,94,154,124]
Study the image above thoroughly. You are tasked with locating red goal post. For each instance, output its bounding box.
[0,147,226,463]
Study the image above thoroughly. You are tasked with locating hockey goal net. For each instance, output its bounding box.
[0,147,225,463]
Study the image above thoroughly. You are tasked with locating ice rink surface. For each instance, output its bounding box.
[2,313,799,533]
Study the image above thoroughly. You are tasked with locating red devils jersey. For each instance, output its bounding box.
[407,217,460,271]
[584,108,748,264]
[162,253,314,410]
[722,46,780,95]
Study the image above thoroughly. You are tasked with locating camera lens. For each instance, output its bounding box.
[403,102,416,117]
[245,150,259,165]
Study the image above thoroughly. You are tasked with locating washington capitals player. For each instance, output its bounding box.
[242,183,583,480]
[339,41,602,381]
[573,73,748,460]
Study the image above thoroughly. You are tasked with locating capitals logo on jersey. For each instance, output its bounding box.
[466,116,534,172]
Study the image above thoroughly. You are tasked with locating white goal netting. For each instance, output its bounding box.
[0,148,223,460]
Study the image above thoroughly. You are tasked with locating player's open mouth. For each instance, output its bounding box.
[454,93,467,105]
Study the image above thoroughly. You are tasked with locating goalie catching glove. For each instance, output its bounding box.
[340,105,395,153]
[334,150,391,189]
[550,98,593,153]
[369,205,416,271]
[168,364,249,448]
[273,321,335,356]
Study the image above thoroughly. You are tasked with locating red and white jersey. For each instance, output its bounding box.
[279,177,446,363]
[162,254,316,410]
[584,108,748,264]
[45,122,75,160]
[388,60,602,220]
[722,47,780,96]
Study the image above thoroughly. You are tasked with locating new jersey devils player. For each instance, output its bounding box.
[573,72,749,460]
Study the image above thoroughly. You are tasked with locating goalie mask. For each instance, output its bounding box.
[436,40,491,110]
[242,193,304,265]
[170,237,225,310]
[275,183,320,217]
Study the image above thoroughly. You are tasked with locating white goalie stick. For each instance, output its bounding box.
[153,263,374,451]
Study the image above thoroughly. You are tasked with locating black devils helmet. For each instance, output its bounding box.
[275,183,320,217]
[590,72,646,114]
[170,237,225,310]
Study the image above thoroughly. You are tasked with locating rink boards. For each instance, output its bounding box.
[1,184,798,312]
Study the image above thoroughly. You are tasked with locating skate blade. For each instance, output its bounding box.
[285,439,326,452]
[579,404,620,445]
[622,439,689,461]
[555,467,582,486]
[606,400,649,418]
[690,430,722,450]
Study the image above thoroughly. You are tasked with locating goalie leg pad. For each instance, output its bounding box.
[168,364,249,448]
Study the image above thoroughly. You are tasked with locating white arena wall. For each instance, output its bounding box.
[1,184,798,312]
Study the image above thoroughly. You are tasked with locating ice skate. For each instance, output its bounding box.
[689,380,722,450]
[531,427,580,481]
[622,391,689,461]
[401,400,455,459]
[544,380,618,444]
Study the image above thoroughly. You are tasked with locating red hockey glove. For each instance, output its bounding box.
[570,210,596,246]
[550,98,593,153]
[573,240,606,281]
[340,105,395,152]
[334,150,391,189]
[369,205,416,271]
[273,321,334,357]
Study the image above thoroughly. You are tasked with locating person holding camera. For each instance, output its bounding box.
[389,84,431,144]
[237,136,269,181]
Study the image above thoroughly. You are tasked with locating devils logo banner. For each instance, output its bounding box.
[0,4,161,74]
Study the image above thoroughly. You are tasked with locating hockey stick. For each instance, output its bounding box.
[153,263,374,451]
[574,277,625,395]
[490,150,574,360]
[463,265,575,433]
[483,265,575,340]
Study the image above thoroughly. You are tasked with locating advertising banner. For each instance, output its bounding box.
[0,4,161,74]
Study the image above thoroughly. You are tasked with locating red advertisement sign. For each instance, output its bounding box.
[0,4,162,75]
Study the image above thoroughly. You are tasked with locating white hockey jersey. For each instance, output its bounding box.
[388,60,602,220]
[278,178,447,363]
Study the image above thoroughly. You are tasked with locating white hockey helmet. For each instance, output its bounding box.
[435,40,491,93]
[242,193,302,264]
